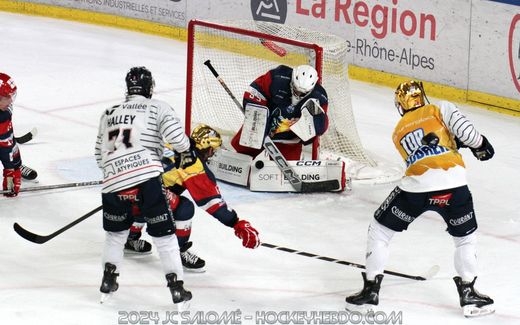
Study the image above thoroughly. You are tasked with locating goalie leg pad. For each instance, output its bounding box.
[206,149,252,186]
[238,103,268,149]
[249,159,346,192]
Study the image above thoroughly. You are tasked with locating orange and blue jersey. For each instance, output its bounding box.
[393,101,483,193]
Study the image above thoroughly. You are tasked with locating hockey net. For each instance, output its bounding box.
[186,20,402,183]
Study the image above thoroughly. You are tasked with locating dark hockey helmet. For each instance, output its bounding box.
[394,80,426,116]
[0,72,17,110]
[190,124,222,161]
[125,66,154,98]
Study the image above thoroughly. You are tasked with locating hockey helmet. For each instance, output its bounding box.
[290,65,318,103]
[190,124,222,161]
[0,73,17,110]
[394,80,426,116]
[125,66,154,98]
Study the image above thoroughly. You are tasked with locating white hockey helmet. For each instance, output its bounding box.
[290,65,318,103]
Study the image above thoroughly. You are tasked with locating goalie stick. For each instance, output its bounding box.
[261,242,440,281]
[203,60,340,193]
[0,180,102,195]
[13,205,102,244]
[15,127,37,144]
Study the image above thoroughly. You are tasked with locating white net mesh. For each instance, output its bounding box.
[186,19,375,166]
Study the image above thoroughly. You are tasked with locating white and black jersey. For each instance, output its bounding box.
[95,94,190,193]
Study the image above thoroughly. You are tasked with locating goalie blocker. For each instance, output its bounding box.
[207,149,348,192]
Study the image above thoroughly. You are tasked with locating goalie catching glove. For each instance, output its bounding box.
[289,98,325,143]
[233,220,260,249]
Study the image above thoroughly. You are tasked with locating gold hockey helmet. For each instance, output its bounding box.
[394,80,426,115]
[190,124,222,151]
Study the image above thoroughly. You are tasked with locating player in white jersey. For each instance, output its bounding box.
[345,81,495,317]
[94,67,194,307]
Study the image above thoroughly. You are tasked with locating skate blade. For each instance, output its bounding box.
[22,178,39,183]
[175,300,191,312]
[345,302,377,315]
[100,292,113,304]
[124,249,153,256]
[463,304,495,318]
[183,266,206,273]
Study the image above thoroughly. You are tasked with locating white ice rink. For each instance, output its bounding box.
[1,11,519,325]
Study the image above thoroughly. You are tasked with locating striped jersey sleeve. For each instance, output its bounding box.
[156,104,190,153]
[438,101,482,149]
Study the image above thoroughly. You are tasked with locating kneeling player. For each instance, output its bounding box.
[125,124,260,272]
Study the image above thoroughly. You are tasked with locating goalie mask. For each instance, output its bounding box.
[0,73,17,111]
[125,66,155,98]
[290,65,318,105]
[394,80,426,116]
[191,124,222,162]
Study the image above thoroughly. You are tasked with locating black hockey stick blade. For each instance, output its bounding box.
[15,127,37,144]
[13,223,48,244]
[261,242,439,281]
[13,205,102,244]
[300,179,341,193]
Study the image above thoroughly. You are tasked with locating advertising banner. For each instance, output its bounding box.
[469,1,520,101]
[22,0,187,26]
[188,0,472,89]
[7,0,520,106]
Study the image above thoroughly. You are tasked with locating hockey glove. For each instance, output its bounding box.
[233,220,260,249]
[175,139,198,169]
[301,98,324,116]
[470,135,494,161]
[421,132,439,147]
[3,168,21,197]
[454,137,468,149]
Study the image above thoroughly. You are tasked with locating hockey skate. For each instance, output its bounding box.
[20,165,38,181]
[100,263,119,303]
[453,276,495,317]
[166,273,192,311]
[180,242,206,273]
[345,272,384,314]
[124,238,152,255]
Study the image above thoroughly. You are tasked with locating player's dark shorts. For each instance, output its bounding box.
[374,185,477,237]
[102,176,175,237]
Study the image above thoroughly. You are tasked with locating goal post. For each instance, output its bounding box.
[185,19,401,183]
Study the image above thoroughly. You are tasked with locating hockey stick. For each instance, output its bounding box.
[15,127,37,144]
[261,242,440,281]
[0,180,102,195]
[13,205,103,244]
[260,39,287,57]
[203,60,340,193]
